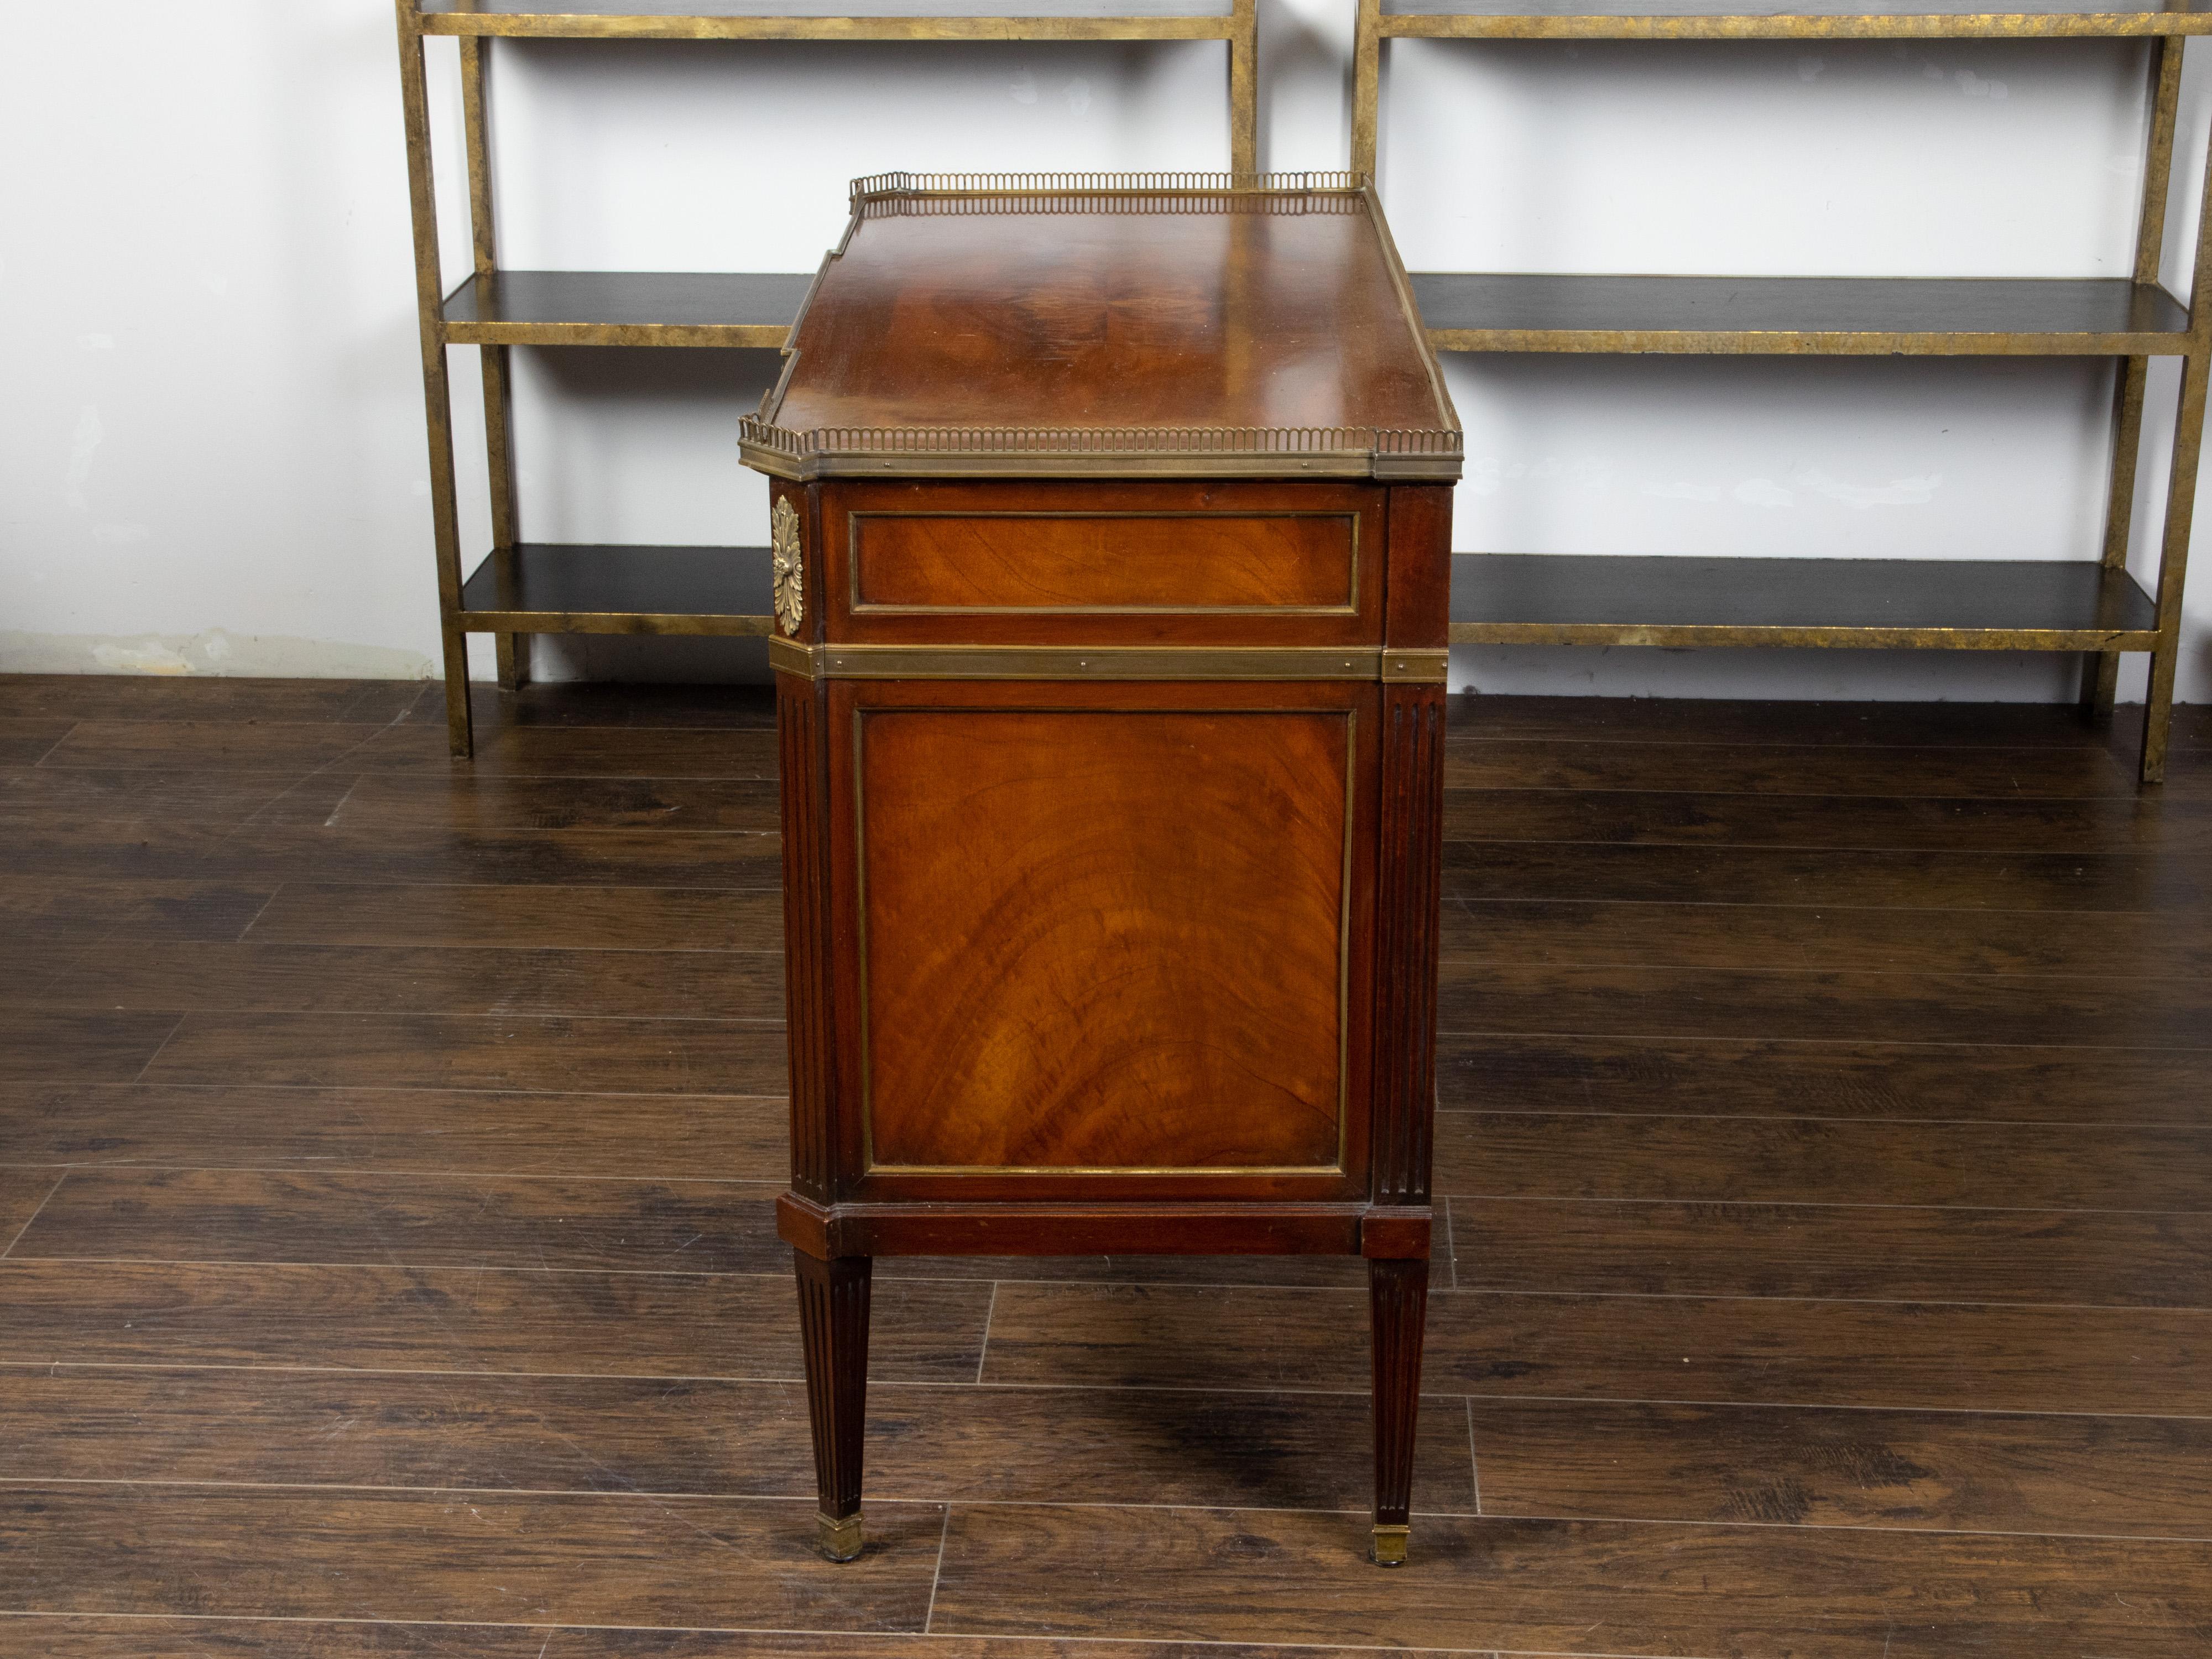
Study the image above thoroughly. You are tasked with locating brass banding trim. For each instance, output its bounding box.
[740,438,1462,484]
[1380,649,1449,682]
[774,643,1399,680]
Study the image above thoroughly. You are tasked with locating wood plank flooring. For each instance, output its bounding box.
[1,673,2208,1658]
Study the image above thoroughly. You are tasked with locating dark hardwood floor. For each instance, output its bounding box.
[1,672,2209,1658]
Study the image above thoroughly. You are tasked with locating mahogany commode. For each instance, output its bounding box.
[739,170,1463,1566]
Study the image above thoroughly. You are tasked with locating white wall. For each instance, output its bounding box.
[2,0,2206,700]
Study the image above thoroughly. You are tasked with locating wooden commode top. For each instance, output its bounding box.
[742,173,1460,481]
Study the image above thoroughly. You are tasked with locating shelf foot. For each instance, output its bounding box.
[1369,1524,1410,1567]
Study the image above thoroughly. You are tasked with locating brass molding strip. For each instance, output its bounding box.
[849,169,1363,202]
[771,640,1410,680]
[740,423,1463,483]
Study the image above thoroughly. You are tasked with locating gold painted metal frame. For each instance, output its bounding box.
[394,0,1262,757]
[1352,6,2211,781]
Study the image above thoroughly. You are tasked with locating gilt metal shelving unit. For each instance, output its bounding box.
[396,0,1261,756]
[1354,0,2212,781]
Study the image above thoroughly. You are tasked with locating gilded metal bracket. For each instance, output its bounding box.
[772,496,805,637]
[1380,649,1451,682]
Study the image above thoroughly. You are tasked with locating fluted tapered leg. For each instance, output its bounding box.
[1368,1255,1429,1566]
[794,1248,872,1560]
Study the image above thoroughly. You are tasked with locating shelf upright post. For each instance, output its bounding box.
[1229,0,1259,175]
[2088,35,2183,718]
[1351,0,1381,181]
[2142,50,2212,783]
[461,33,529,692]
[395,0,476,759]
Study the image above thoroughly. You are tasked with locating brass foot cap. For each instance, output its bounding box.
[1370,1524,1410,1567]
[818,1511,864,1562]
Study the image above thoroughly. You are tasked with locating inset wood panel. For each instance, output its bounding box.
[0,1485,942,1630]
[834,481,1378,646]
[1470,1399,2212,1537]
[857,705,1353,1173]
[855,513,1353,609]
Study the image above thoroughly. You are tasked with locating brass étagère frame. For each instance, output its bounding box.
[1354,0,2212,781]
[394,2,1262,758]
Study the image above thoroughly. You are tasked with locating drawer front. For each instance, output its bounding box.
[828,677,1376,1203]
[822,479,1385,647]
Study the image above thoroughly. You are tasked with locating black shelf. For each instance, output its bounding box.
[460,544,774,634]
[1411,274,2192,355]
[442,271,816,348]
[1448,554,2161,648]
